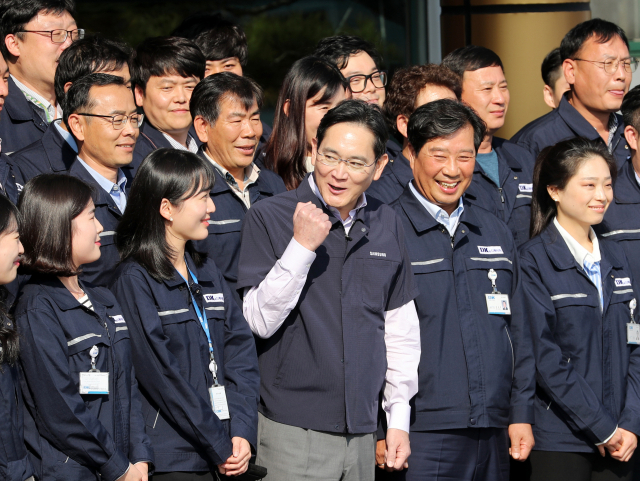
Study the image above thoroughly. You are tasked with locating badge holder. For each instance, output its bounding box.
[485,269,511,315]
[79,345,109,395]
[208,350,230,420]
[627,299,640,345]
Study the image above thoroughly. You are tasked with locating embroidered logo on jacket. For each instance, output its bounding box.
[204,293,224,303]
[478,246,504,255]
[615,278,632,287]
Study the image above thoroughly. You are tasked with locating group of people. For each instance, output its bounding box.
[0,1,639,481]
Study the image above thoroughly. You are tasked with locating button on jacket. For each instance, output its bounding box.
[519,224,640,452]
[236,176,419,434]
[15,277,153,481]
[512,94,628,168]
[132,120,202,173]
[391,186,535,431]
[193,153,285,306]
[366,150,413,204]
[464,138,535,248]
[0,78,48,154]
[111,254,259,473]
[595,159,640,285]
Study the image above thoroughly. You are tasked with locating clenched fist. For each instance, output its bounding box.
[293,202,332,251]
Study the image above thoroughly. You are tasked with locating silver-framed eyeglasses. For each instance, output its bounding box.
[345,70,387,93]
[316,151,377,172]
[77,113,143,130]
[18,28,84,44]
[572,57,638,74]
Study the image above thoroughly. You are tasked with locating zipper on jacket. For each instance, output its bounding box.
[497,187,505,203]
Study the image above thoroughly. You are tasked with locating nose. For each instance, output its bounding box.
[175,85,187,103]
[241,119,257,138]
[95,218,104,235]
[333,159,350,179]
[18,240,24,255]
[362,77,376,95]
[207,197,216,213]
[493,86,506,105]
[0,78,9,99]
[441,156,460,178]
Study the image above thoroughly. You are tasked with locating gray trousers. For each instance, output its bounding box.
[256,412,376,481]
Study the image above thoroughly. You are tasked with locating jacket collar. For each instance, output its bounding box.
[41,122,78,172]
[68,159,130,211]
[162,251,215,288]
[388,150,414,188]
[34,275,114,312]
[4,77,45,123]
[613,159,640,205]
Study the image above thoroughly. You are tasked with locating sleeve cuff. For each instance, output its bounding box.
[279,237,316,274]
[595,426,618,445]
[509,404,535,425]
[386,403,411,433]
[99,451,131,481]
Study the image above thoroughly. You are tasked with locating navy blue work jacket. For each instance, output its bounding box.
[366,150,413,204]
[519,224,640,452]
[111,254,259,473]
[512,94,629,168]
[0,154,20,204]
[391,186,535,431]
[0,78,48,154]
[193,153,286,306]
[236,174,419,434]
[464,138,534,248]
[69,160,131,287]
[132,120,201,173]
[15,277,154,481]
[9,121,77,183]
[0,360,34,481]
[595,159,640,284]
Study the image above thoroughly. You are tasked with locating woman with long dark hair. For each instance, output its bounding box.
[261,56,348,190]
[518,138,640,481]
[15,175,152,481]
[112,149,259,480]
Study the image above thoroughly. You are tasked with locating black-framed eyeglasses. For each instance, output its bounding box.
[17,28,84,44]
[316,151,377,172]
[77,113,143,130]
[345,71,387,93]
[572,57,638,74]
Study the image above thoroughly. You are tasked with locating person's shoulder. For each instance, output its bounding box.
[14,280,54,314]
[511,109,561,142]
[249,187,298,216]
[518,233,546,260]
[257,168,286,193]
[114,258,151,284]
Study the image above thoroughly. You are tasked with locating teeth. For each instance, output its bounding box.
[439,181,457,188]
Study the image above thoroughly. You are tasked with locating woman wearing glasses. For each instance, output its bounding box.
[261,56,348,190]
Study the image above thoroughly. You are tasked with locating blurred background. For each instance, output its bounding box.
[74,0,640,139]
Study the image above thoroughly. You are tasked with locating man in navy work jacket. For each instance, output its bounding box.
[367,63,461,204]
[385,99,534,481]
[191,72,285,306]
[236,99,421,481]
[64,73,139,287]
[443,46,535,248]
[10,35,131,183]
[0,52,21,204]
[131,36,205,170]
[512,19,632,167]
[0,0,80,154]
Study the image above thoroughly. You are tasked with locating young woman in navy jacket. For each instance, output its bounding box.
[517,138,640,481]
[111,149,259,480]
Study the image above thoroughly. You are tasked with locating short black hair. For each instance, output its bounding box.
[0,0,75,59]
[172,12,248,66]
[407,99,486,154]
[541,47,563,88]
[129,36,205,93]
[622,85,640,132]
[442,45,504,78]
[316,99,388,160]
[313,35,383,70]
[560,18,629,61]
[190,72,262,125]
[54,35,130,104]
[63,73,125,127]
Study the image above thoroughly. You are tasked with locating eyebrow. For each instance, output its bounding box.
[581,176,612,180]
[322,146,369,162]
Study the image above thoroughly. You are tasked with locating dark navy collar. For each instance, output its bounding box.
[4,76,44,123]
[388,150,413,188]
[556,94,625,145]
[162,251,215,288]
[613,159,640,205]
[33,275,114,312]
[138,119,203,151]
[69,159,130,211]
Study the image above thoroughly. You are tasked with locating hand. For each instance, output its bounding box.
[598,428,623,457]
[116,464,143,481]
[608,428,637,462]
[508,423,535,461]
[376,439,393,472]
[133,462,149,481]
[293,202,331,251]
[385,428,410,471]
[219,437,252,476]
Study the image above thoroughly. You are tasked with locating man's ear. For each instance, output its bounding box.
[543,85,556,109]
[563,59,576,86]
[396,115,409,139]
[134,85,145,108]
[4,34,20,58]
[193,115,209,143]
[624,125,639,152]
[310,137,318,168]
[67,114,86,141]
[373,153,388,181]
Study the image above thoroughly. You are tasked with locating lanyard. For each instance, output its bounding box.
[177,260,218,384]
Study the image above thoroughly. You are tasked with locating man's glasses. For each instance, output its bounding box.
[316,152,377,172]
[345,71,387,93]
[572,57,639,74]
[77,113,143,130]
[18,28,84,44]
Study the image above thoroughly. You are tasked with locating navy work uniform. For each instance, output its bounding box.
[0,78,49,155]
[0,154,20,205]
[464,138,535,248]
[512,94,628,168]
[132,120,201,173]
[366,149,413,204]
[15,277,154,481]
[111,254,259,474]
[518,223,640,465]
[388,184,534,481]
[193,151,285,306]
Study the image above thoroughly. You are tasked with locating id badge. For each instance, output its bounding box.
[209,385,230,420]
[79,372,109,395]
[628,323,640,345]
[485,293,511,315]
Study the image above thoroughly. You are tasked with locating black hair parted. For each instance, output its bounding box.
[560,18,629,61]
[442,45,504,78]
[190,72,262,125]
[407,99,486,154]
[129,36,206,93]
[54,35,131,104]
[0,0,75,60]
[62,73,125,128]
[316,99,388,160]
[622,85,640,132]
[541,48,563,88]
[313,35,383,70]
[0,194,20,366]
[116,149,215,282]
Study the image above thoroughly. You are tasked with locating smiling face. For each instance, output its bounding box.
[460,66,509,135]
[304,86,347,155]
[0,218,23,285]
[410,124,476,214]
[71,200,103,269]
[166,187,215,242]
[340,51,385,107]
